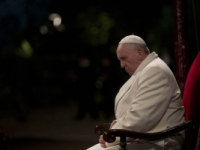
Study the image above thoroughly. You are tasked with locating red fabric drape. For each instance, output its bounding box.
[182,52,200,122]
[182,52,200,150]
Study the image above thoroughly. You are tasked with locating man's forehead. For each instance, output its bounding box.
[117,44,130,54]
[117,45,130,58]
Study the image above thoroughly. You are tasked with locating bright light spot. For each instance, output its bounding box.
[53,17,62,27]
[40,25,48,35]
[48,13,61,21]
[56,24,65,32]
[48,13,63,28]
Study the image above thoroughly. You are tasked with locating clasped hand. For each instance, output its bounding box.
[99,135,107,148]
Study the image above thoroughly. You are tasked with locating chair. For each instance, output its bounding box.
[94,52,200,150]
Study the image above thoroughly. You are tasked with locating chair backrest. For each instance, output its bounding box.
[182,52,200,150]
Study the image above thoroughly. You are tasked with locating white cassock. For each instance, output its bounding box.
[87,52,185,150]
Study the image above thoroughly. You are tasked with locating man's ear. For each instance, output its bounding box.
[137,48,143,61]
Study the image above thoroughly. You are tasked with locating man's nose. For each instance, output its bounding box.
[120,62,125,68]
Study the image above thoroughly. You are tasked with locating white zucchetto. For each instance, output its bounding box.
[119,34,146,45]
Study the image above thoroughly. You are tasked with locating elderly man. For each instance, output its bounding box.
[87,34,185,150]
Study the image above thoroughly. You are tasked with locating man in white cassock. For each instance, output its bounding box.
[87,34,185,150]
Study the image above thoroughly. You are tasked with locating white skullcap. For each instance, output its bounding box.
[119,34,146,45]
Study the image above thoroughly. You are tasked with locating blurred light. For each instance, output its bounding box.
[21,40,33,56]
[48,13,62,27]
[55,24,65,32]
[101,57,111,67]
[53,17,62,27]
[79,58,90,68]
[48,13,61,21]
[40,25,48,35]
[16,40,33,58]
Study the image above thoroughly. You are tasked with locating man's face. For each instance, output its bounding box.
[116,44,140,76]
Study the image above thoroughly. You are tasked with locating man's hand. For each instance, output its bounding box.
[99,135,107,148]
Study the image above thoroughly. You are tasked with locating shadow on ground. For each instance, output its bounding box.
[8,138,96,150]
[0,105,114,150]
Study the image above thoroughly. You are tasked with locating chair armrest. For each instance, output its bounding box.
[95,123,111,136]
[103,121,197,143]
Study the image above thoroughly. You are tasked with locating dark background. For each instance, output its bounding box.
[0,0,199,149]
